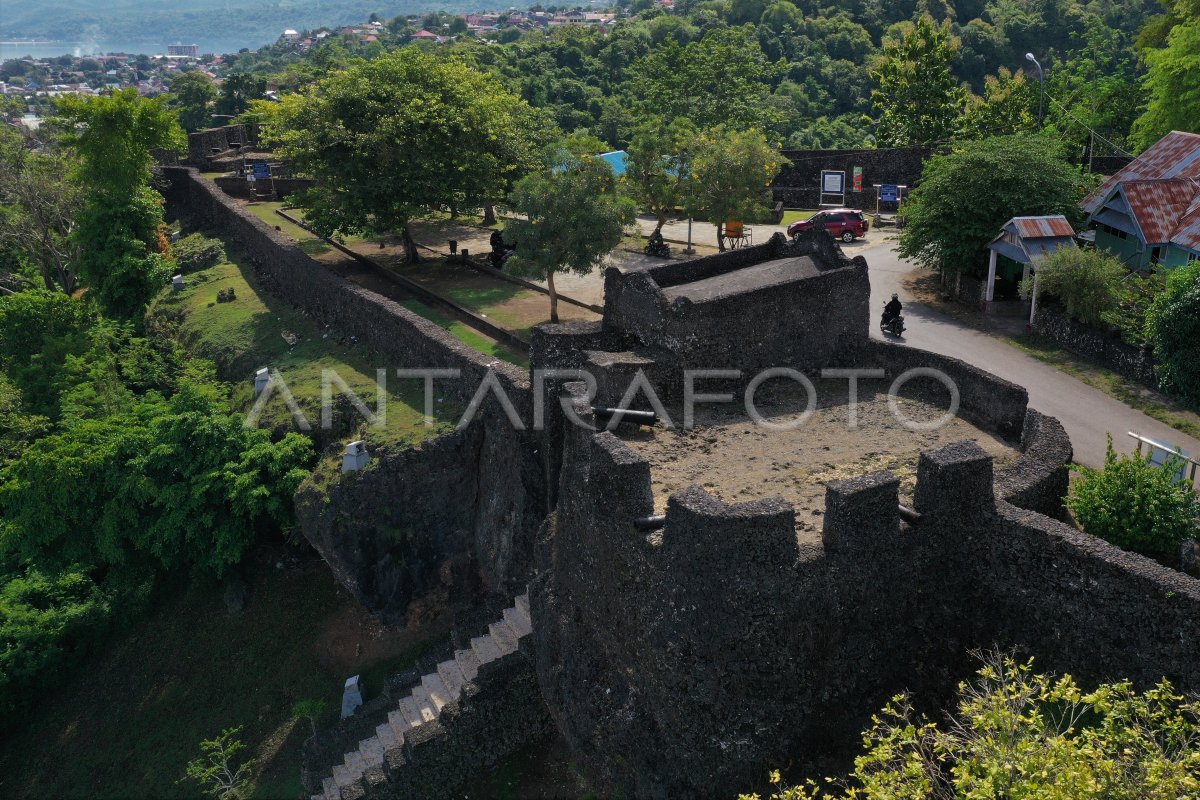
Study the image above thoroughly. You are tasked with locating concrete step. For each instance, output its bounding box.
[471,633,501,664]
[437,658,465,698]
[455,646,481,683]
[489,620,518,655]
[376,721,400,751]
[344,749,366,775]
[422,672,452,709]
[515,593,530,619]
[331,763,357,789]
[503,604,533,638]
[398,695,425,728]
[358,735,385,767]
[322,776,341,800]
[409,685,438,722]
[387,708,410,738]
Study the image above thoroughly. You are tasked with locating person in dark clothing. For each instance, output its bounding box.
[883,293,903,320]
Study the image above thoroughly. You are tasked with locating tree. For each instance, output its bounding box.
[268,49,546,262]
[181,726,256,800]
[214,73,266,117]
[1146,261,1200,402]
[897,136,1087,278]
[0,127,82,293]
[683,126,786,251]
[53,89,186,319]
[1068,436,1200,556]
[625,117,696,233]
[869,15,968,146]
[503,153,636,322]
[169,71,217,132]
[1021,247,1126,324]
[627,27,786,133]
[292,699,329,741]
[1132,0,1200,150]
[961,67,1039,138]
[742,652,1200,800]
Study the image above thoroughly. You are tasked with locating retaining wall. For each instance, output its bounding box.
[1033,304,1158,388]
[771,146,936,209]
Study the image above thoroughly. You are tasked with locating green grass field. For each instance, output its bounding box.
[780,209,818,226]
[150,254,459,449]
[243,202,331,255]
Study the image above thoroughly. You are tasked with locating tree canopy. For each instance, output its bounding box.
[683,126,787,250]
[869,15,968,146]
[268,48,548,261]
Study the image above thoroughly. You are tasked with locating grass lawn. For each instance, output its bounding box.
[243,202,330,256]
[780,210,818,226]
[1008,333,1200,440]
[399,298,530,369]
[0,550,448,800]
[150,253,458,449]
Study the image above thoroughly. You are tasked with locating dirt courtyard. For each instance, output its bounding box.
[619,378,1019,544]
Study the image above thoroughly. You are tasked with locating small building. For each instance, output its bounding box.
[280,29,301,43]
[1081,130,1200,270]
[410,29,444,42]
[985,215,1077,321]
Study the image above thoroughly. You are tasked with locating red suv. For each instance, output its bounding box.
[788,209,869,243]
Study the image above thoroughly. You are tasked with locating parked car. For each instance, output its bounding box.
[788,209,869,243]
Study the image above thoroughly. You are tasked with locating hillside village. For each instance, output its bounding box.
[2,0,1200,797]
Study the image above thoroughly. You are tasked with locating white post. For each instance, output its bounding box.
[985,249,997,304]
[684,217,694,255]
[1028,271,1039,330]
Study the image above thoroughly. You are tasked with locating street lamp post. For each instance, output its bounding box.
[1025,52,1045,128]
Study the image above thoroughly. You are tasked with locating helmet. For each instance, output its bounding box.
[891,293,899,300]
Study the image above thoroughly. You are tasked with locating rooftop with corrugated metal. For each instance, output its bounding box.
[1081,131,1200,215]
[1120,179,1200,244]
[1011,215,1076,239]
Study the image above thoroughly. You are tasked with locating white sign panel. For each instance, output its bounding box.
[821,170,845,194]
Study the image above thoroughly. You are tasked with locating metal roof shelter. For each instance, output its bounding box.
[985,215,1077,321]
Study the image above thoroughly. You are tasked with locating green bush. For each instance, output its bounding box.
[1101,268,1167,346]
[1147,261,1200,403]
[1022,247,1126,325]
[1067,437,1200,556]
[173,232,227,273]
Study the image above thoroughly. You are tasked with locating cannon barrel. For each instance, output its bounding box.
[634,514,667,531]
[898,504,921,524]
[591,406,658,426]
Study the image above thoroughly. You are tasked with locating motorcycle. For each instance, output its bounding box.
[880,308,906,337]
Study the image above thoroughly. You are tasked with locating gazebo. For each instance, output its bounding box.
[984,215,1077,320]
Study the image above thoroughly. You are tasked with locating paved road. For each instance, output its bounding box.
[857,235,1200,468]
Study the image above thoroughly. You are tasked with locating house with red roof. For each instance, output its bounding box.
[1081,130,1200,270]
[410,29,444,42]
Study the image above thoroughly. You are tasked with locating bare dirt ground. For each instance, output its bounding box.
[620,378,1019,544]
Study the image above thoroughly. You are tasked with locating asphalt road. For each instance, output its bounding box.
[857,234,1200,468]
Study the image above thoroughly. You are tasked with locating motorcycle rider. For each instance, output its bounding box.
[883,293,903,322]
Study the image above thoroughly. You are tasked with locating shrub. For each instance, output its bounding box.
[172,233,227,273]
[1147,261,1200,403]
[1101,268,1167,346]
[1067,436,1200,556]
[1021,247,1126,325]
[741,652,1200,800]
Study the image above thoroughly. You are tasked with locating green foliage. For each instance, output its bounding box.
[269,48,547,261]
[741,652,1200,799]
[683,126,786,248]
[624,116,696,231]
[181,725,257,800]
[504,153,637,321]
[291,698,329,739]
[215,73,267,117]
[53,90,186,319]
[962,67,1039,138]
[1100,268,1166,346]
[1021,247,1126,324]
[869,15,968,146]
[898,135,1088,276]
[1068,436,1200,556]
[1146,261,1200,402]
[1132,0,1200,151]
[172,233,228,273]
[169,71,218,132]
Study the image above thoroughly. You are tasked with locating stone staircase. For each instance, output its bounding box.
[310,593,534,800]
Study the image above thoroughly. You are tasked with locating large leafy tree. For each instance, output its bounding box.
[268,49,547,262]
[53,89,185,319]
[683,126,786,251]
[169,70,218,132]
[625,116,696,234]
[1132,0,1200,150]
[897,135,1087,277]
[627,27,786,133]
[503,153,636,322]
[214,72,267,117]
[961,67,1039,139]
[1146,261,1200,402]
[0,126,81,294]
[742,653,1200,800]
[869,15,968,146]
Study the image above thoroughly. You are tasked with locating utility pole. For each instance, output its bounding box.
[1025,53,1045,128]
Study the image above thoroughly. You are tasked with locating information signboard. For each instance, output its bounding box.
[880,184,899,202]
